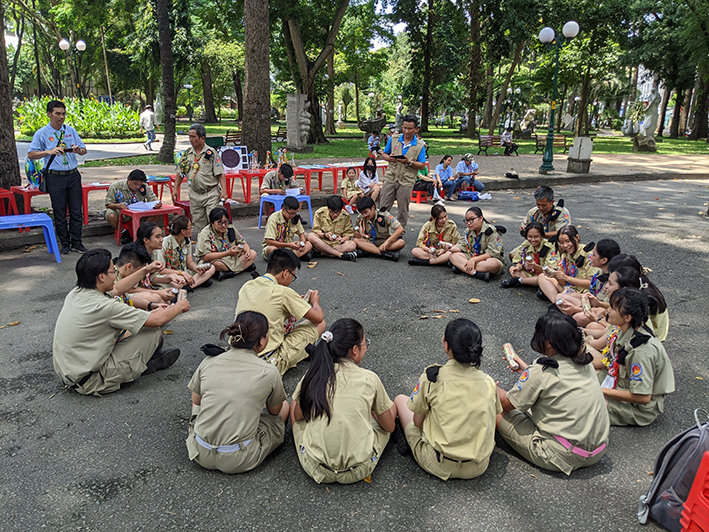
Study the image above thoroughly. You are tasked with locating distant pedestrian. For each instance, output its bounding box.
[140,105,157,151]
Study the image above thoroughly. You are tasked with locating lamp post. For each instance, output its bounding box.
[58,38,86,102]
[184,84,193,121]
[537,21,580,174]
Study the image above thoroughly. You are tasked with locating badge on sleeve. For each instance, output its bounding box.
[410,380,420,401]
[563,212,570,222]
[516,369,530,390]
[630,363,643,381]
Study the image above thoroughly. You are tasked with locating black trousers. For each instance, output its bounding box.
[46,169,83,246]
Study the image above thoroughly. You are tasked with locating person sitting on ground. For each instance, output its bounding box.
[341,167,364,214]
[358,156,383,203]
[455,154,485,192]
[394,318,501,481]
[136,222,189,290]
[109,252,169,311]
[196,207,258,281]
[235,249,326,375]
[158,215,216,290]
[290,318,396,484]
[262,195,312,261]
[104,169,162,244]
[501,126,518,156]
[496,309,609,475]
[114,246,177,305]
[409,205,460,266]
[520,186,570,241]
[53,249,189,396]
[435,155,458,201]
[186,311,290,474]
[307,195,357,262]
[501,221,556,289]
[260,163,296,195]
[449,207,505,282]
[352,196,405,261]
[537,225,599,302]
[597,288,674,427]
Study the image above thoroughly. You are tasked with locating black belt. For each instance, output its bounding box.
[47,169,79,176]
[435,450,473,463]
[70,371,95,389]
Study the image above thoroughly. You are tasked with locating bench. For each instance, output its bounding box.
[477,135,518,156]
[224,130,242,145]
[272,126,287,142]
[534,134,570,154]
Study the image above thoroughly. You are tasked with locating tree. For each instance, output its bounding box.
[155,0,176,163]
[243,0,271,162]
[0,2,22,190]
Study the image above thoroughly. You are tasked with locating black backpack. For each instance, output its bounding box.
[638,409,709,530]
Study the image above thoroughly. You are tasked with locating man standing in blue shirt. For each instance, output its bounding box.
[379,115,427,228]
[455,153,485,193]
[27,100,88,254]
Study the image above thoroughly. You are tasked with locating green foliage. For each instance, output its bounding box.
[17,97,141,138]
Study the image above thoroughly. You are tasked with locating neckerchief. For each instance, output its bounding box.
[601,326,621,388]
[164,240,186,270]
[589,271,604,296]
[276,220,293,242]
[209,231,231,252]
[560,252,578,285]
[467,230,483,255]
[533,206,555,232]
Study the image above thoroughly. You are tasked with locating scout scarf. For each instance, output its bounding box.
[116,189,138,205]
[275,221,293,242]
[560,252,579,284]
[589,272,608,296]
[600,327,621,389]
[467,230,483,255]
[209,231,232,252]
[53,129,68,166]
[423,225,448,248]
[164,243,186,271]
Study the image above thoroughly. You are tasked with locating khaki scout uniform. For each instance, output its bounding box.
[159,234,194,274]
[195,224,247,272]
[457,221,505,272]
[381,135,426,228]
[262,210,305,260]
[234,273,318,375]
[186,348,287,474]
[355,210,401,247]
[521,204,571,234]
[510,239,557,276]
[556,247,600,294]
[650,309,669,343]
[53,288,162,396]
[312,206,355,247]
[601,327,675,426]
[416,219,460,249]
[292,359,393,484]
[341,177,363,201]
[178,146,225,231]
[260,170,296,193]
[405,360,502,480]
[498,355,610,475]
[104,180,158,222]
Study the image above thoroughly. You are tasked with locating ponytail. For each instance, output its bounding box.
[444,318,483,366]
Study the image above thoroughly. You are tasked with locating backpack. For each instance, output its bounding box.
[457,191,479,201]
[638,409,709,530]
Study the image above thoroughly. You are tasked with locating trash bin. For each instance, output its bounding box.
[205,136,224,149]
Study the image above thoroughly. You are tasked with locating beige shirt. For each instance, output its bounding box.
[260,170,296,192]
[262,210,305,251]
[104,180,157,206]
[312,206,354,247]
[188,348,287,446]
[195,224,245,270]
[650,309,669,342]
[355,211,401,247]
[416,219,460,248]
[235,273,312,354]
[178,145,225,193]
[407,360,502,461]
[507,355,609,450]
[557,247,600,293]
[510,239,558,269]
[293,359,393,470]
[341,177,363,198]
[457,221,504,260]
[53,288,150,384]
[521,205,571,234]
[615,326,674,398]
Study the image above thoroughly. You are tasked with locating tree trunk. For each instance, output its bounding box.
[421,0,434,132]
[243,0,272,163]
[689,73,709,140]
[656,86,670,137]
[9,16,25,92]
[32,0,41,95]
[466,0,480,139]
[306,85,327,144]
[482,65,493,128]
[678,86,692,136]
[201,62,218,123]
[630,66,638,102]
[233,71,243,121]
[156,0,176,163]
[354,68,360,123]
[669,91,682,139]
[575,64,592,137]
[0,2,22,190]
[325,52,336,135]
[488,41,524,135]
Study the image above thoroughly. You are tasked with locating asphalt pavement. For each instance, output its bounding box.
[0,179,708,531]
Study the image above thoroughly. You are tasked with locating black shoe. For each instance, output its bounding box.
[143,347,180,375]
[500,277,521,288]
[249,271,260,279]
[340,251,357,262]
[300,251,313,261]
[408,257,430,266]
[536,288,550,302]
[380,250,399,262]
[71,243,88,254]
[446,261,454,269]
[217,271,238,281]
[311,249,321,258]
[120,230,132,244]
[451,264,462,274]
[355,248,365,258]
[60,245,71,255]
[198,278,213,288]
[244,263,257,273]
[392,419,412,456]
[473,271,490,282]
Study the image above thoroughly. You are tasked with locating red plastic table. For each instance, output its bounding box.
[0,188,19,216]
[116,204,182,245]
[147,175,174,200]
[10,185,48,214]
[81,183,111,225]
[293,166,330,194]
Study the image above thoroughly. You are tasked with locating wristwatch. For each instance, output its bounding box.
[408,162,413,167]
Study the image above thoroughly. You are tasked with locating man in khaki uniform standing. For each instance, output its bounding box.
[234,249,326,375]
[379,115,427,228]
[172,123,228,231]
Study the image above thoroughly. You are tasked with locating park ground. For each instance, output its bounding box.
[0,178,708,531]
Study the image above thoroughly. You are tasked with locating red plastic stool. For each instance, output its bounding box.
[681,451,709,531]
[410,190,428,204]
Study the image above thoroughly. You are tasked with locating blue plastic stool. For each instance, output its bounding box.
[0,213,61,263]
[258,194,313,229]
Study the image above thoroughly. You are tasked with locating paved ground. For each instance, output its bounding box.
[1,179,707,531]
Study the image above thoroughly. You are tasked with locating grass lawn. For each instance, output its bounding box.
[82,154,161,167]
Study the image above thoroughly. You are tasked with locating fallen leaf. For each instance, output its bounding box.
[468,298,480,304]
[514,197,520,199]
[7,321,20,326]
[530,474,538,479]
[655,198,659,200]
[163,330,173,335]
[23,246,38,252]
[307,261,318,269]
[363,308,368,311]
[697,377,704,380]
[337,271,345,276]
[0,326,4,329]
[448,310,460,313]
[409,215,414,218]
[418,316,429,320]
[433,309,447,313]
[432,315,444,319]
[618,185,623,188]
[363,475,372,483]
[326,487,330,492]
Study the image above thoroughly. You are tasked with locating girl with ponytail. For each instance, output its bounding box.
[395,319,501,480]
[290,319,396,484]
[496,309,610,475]
[186,311,289,474]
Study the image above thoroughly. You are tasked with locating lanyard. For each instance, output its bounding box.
[54,129,68,165]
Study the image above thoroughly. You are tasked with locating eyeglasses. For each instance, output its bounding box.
[288,270,298,282]
[361,338,371,348]
[464,217,480,224]
[106,268,118,275]
[215,219,229,226]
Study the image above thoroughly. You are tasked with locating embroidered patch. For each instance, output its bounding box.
[388,215,394,221]
[410,380,420,401]
[516,369,529,390]
[49,136,55,142]
[496,235,502,247]
[563,212,570,222]
[630,363,643,381]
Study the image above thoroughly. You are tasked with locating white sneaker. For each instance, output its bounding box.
[345,205,354,214]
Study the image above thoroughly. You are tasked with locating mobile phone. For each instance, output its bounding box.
[391,155,406,159]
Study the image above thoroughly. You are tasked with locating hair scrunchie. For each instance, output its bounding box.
[321,331,333,343]
[639,280,648,290]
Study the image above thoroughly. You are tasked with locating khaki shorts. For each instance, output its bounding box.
[263,322,319,375]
